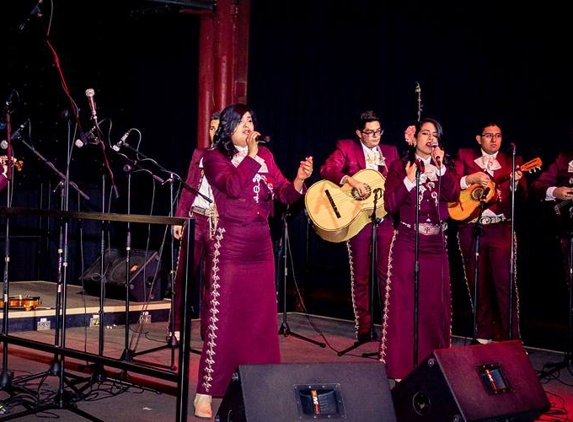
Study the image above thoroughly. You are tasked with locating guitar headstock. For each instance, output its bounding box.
[520,157,542,173]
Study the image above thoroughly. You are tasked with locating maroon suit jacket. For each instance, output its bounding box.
[203,146,304,224]
[384,156,459,225]
[0,174,7,193]
[319,139,399,183]
[175,147,207,218]
[530,151,573,202]
[455,148,527,218]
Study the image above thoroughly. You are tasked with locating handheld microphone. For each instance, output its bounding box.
[113,130,132,151]
[430,140,442,166]
[255,135,271,144]
[85,88,97,120]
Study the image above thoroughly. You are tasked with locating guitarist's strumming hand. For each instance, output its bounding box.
[554,186,573,201]
[467,171,491,188]
[344,175,371,199]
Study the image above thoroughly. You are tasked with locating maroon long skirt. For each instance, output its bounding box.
[195,217,280,397]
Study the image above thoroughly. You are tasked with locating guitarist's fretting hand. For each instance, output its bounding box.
[554,186,573,201]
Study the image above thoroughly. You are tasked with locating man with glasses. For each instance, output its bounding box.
[320,110,398,343]
[454,121,526,343]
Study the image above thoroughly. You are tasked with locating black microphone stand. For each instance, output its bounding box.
[412,162,423,368]
[278,206,326,348]
[8,122,101,421]
[470,189,490,345]
[508,144,517,339]
[337,188,383,357]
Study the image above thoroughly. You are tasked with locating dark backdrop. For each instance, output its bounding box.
[1,0,570,350]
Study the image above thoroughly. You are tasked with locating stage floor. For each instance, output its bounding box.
[0,286,570,420]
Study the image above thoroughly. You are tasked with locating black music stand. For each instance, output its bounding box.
[337,188,383,357]
[278,206,326,348]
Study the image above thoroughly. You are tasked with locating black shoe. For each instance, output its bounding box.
[357,332,379,343]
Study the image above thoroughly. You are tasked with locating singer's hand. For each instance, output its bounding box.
[296,156,313,181]
[173,225,183,240]
[405,161,418,182]
[467,171,491,188]
[431,146,444,167]
[246,131,260,158]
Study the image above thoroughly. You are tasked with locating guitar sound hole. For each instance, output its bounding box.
[351,184,371,201]
[470,187,484,201]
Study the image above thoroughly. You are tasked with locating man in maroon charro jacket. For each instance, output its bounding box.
[171,112,220,342]
[454,121,526,343]
[320,110,398,342]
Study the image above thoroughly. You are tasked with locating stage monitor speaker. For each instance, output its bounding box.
[80,247,162,302]
[391,340,550,421]
[215,362,396,422]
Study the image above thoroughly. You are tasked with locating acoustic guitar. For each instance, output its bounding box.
[305,168,386,243]
[448,157,542,222]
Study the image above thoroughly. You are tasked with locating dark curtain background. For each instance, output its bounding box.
[1,0,570,349]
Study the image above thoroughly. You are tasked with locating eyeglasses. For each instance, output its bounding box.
[481,133,502,140]
[362,128,384,137]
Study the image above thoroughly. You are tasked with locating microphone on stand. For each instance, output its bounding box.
[74,123,102,148]
[85,88,98,120]
[1,119,30,149]
[255,135,271,144]
[112,130,132,151]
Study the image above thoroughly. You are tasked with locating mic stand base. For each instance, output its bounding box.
[279,321,326,348]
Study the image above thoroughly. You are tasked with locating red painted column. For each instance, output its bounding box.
[196,0,250,148]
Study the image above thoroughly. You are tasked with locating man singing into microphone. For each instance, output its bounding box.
[454,120,526,344]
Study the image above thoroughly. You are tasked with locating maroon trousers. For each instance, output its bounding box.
[347,217,394,338]
[457,221,520,341]
[173,214,214,340]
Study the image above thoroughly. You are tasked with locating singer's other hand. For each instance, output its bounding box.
[297,156,313,180]
[405,160,419,182]
[173,225,183,240]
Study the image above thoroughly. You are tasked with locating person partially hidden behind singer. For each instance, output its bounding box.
[380,118,459,381]
[454,121,526,344]
[193,103,313,419]
[529,145,573,291]
[319,110,398,343]
[171,111,220,343]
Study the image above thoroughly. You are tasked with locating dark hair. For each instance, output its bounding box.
[212,104,257,158]
[354,110,381,132]
[210,111,221,121]
[404,117,448,164]
[476,120,502,136]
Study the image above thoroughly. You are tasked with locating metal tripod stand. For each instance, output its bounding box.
[278,207,325,348]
